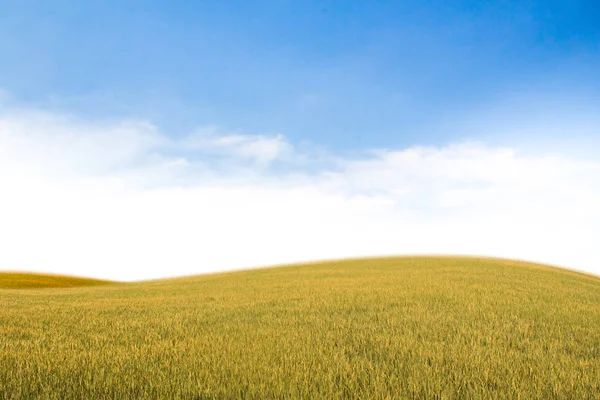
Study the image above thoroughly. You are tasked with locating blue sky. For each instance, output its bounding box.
[1,0,598,150]
[1,1,600,280]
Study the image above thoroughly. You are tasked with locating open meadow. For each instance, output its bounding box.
[1,256,600,399]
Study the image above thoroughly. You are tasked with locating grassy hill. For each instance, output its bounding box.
[1,256,599,399]
[0,272,112,289]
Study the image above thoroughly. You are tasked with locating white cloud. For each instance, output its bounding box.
[0,110,164,178]
[1,107,600,280]
[179,127,292,167]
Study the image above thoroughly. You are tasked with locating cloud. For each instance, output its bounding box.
[1,107,600,280]
[180,127,293,167]
[0,110,164,178]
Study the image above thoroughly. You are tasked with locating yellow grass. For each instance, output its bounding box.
[0,272,112,289]
[1,256,599,399]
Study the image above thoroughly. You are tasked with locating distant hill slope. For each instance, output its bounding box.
[0,272,113,289]
[1,256,600,398]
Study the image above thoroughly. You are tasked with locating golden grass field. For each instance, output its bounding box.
[0,272,111,289]
[1,256,599,399]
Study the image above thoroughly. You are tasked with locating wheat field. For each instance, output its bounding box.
[0,272,111,290]
[1,256,599,399]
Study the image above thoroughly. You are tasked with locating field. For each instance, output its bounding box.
[1,256,600,399]
[0,272,111,289]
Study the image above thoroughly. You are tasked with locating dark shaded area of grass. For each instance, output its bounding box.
[0,272,113,289]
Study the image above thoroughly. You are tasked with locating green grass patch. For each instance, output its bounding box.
[1,256,599,399]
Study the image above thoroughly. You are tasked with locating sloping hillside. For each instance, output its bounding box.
[0,272,113,289]
[1,256,599,398]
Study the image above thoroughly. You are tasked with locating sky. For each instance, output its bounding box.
[1,1,599,280]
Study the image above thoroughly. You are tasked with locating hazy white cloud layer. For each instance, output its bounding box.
[1,108,599,280]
